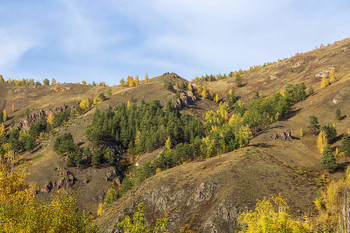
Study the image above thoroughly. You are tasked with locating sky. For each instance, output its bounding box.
[0,0,349,85]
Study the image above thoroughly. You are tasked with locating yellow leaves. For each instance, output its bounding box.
[127,100,131,110]
[0,123,5,142]
[82,80,87,85]
[317,130,328,153]
[238,195,311,233]
[214,94,219,103]
[329,69,337,83]
[93,97,98,105]
[0,74,3,82]
[165,136,171,150]
[134,75,140,86]
[145,73,149,83]
[11,104,15,112]
[126,76,135,87]
[97,203,104,216]
[47,111,54,126]
[80,98,91,112]
[188,82,192,91]
[320,77,330,88]
[3,109,7,122]
[300,127,303,138]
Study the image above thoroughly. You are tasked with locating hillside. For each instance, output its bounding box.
[1,38,350,232]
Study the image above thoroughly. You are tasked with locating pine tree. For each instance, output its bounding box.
[308,115,320,134]
[43,78,50,85]
[107,87,112,97]
[336,108,342,120]
[236,74,243,87]
[145,73,149,83]
[340,134,350,157]
[317,130,328,153]
[320,144,337,172]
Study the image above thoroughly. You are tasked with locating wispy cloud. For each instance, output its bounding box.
[0,0,349,83]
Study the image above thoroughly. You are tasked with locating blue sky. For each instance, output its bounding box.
[0,0,349,85]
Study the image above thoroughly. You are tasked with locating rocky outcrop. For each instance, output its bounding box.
[51,85,72,92]
[270,129,292,141]
[38,169,76,193]
[315,67,335,78]
[175,90,197,108]
[14,105,67,130]
[105,168,121,185]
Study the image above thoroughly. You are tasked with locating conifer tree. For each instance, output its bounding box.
[340,134,350,157]
[320,144,337,172]
[336,108,342,120]
[43,78,50,85]
[308,115,320,134]
[107,87,112,97]
[120,78,125,86]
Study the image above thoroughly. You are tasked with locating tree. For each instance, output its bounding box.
[214,94,219,103]
[236,74,243,87]
[53,132,76,155]
[320,144,337,172]
[103,188,117,209]
[321,124,337,143]
[92,81,96,86]
[99,92,106,102]
[145,73,149,83]
[3,109,7,122]
[300,127,303,138]
[43,78,50,85]
[336,108,342,120]
[188,82,192,92]
[11,104,15,112]
[116,203,168,233]
[51,78,56,85]
[135,75,140,86]
[321,77,329,88]
[127,76,135,87]
[308,115,320,134]
[0,123,5,142]
[317,130,328,153]
[329,69,337,83]
[0,75,4,82]
[107,87,112,97]
[238,195,311,233]
[165,136,171,150]
[340,134,350,157]
[82,80,87,85]
[47,111,54,126]
[120,77,125,86]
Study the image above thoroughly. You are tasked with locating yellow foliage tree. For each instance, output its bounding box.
[188,82,192,91]
[0,123,5,142]
[134,75,140,86]
[238,195,311,232]
[317,130,328,153]
[82,80,87,85]
[0,75,4,82]
[314,166,350,232]
[329,69,337,83]
[47,111,54,126]
[145,73,149,83]
[51,78,56,85]
[300,127,303,138]
[126,76,135,87]
[321,77,330,88]
[165,136,171,150]
[127,100,131,110]
[93,97,97,105]
[80,99,91,112]
[0,148,97,232]
[11,104,15,112]
[3,109,7,122]
[214,94,219,103]
[7,78,11,84]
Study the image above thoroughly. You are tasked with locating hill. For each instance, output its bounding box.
[0,38,350,232]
